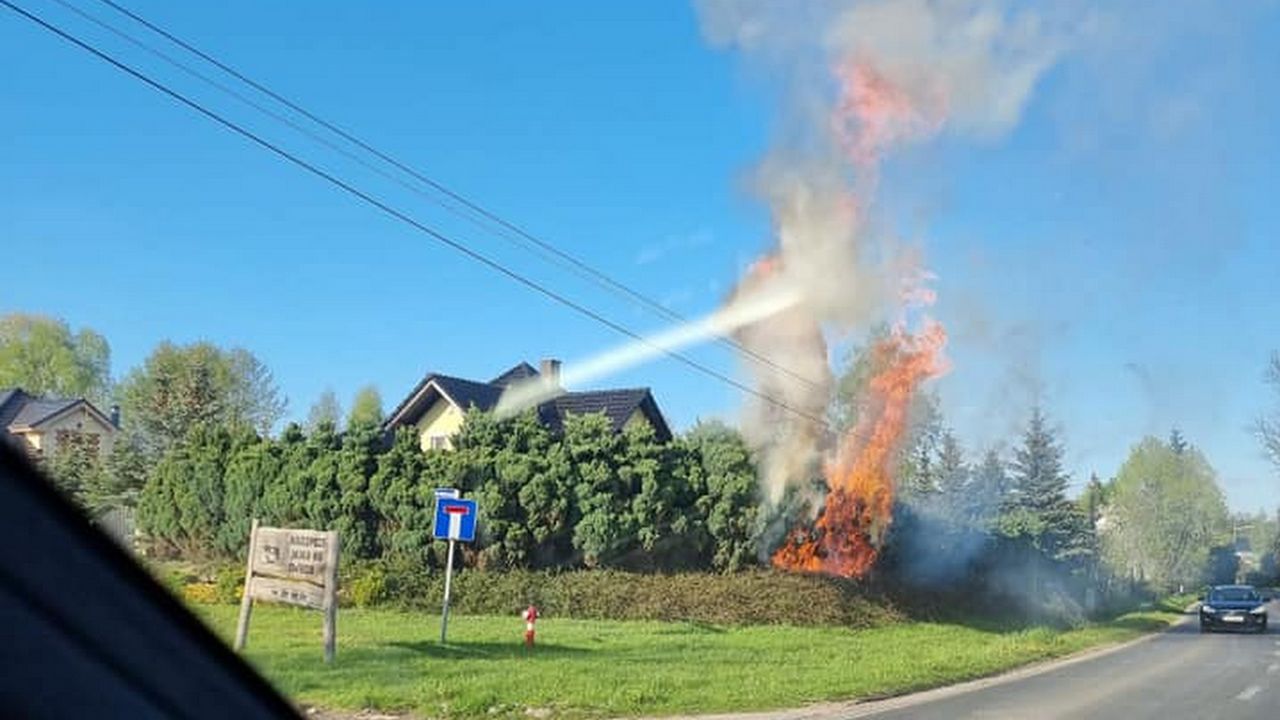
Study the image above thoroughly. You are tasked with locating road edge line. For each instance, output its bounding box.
[639,611,1194,720]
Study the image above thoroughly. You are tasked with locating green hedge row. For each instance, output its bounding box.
[138,413,765,574]
[166,560,909,628]
[340,562,908,628]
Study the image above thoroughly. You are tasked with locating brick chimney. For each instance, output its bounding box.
[540,358,562,388]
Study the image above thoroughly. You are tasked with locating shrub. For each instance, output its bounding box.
[331,565,907,627]
[134,410,777,574]
[157,567,194,596]
[345,563,389,608]
[182,582,219,605]
[214,564,245,604]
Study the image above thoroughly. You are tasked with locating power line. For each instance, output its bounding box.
[1,0,830,429]
[45,0,554,250]
[85,0,824,392]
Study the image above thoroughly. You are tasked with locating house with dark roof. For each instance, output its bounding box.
[0,388,119,459]
[384,359,672,451]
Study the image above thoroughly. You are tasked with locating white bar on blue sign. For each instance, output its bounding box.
[448,511,463,540]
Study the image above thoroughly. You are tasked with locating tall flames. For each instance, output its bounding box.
[747,57,950,578]
[698,0,1065,578]
[707,0,1062,578]
[772,321,948,577]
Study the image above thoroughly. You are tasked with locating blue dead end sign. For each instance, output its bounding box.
[433,495,477,543]
[433,490,478,643]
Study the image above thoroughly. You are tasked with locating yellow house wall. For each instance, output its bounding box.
[416,397,464,451]
[16,429,43,453]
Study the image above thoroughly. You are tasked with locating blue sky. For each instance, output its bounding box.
[3,1,1278,510]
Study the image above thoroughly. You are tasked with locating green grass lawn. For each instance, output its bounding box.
[198,602,1188,719]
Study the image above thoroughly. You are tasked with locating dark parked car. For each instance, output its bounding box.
[1200,585,1268,633]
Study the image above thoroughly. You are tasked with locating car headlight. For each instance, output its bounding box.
[1251,605,1267,614]
[1202,605,1216,613]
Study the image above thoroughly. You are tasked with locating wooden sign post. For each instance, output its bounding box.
[234,519,340,662]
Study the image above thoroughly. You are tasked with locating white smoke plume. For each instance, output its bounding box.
[699,0,1067,138]
[697,0,1069,506]
[824,0,1067,139]
[493,279,802,420]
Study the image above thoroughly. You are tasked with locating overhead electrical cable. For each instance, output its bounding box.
[1,0,830,428]
[84,0,825,392]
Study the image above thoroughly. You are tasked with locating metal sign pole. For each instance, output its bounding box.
[440,537,456,644]
[433,489,474,645]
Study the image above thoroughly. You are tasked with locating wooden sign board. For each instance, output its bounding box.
[234,519,339,662]
[251,526,333,585]
[248,576,326,610]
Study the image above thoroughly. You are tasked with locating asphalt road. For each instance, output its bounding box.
[857,603,1280,720]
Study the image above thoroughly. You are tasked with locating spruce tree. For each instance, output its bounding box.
[1007,407,1070,515]
[1003,407,1088,561]
[967,448,1009,529]
[935,429,969,522]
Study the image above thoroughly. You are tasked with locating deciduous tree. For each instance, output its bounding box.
[306,389,342,433]
[1260,352,1280,476]
[1102,436,1229,591]
[1078,473,1108,530]
[0,313,111,404]
[117,341,286,455]
[897,392,944,501]
[348,385,384,429]
[828,324,891,434]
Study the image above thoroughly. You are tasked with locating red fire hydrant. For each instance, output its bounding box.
[522,605,539,649]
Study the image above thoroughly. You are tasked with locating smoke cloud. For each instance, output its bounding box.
[824,0,1066,140]
[698,0,1069,524]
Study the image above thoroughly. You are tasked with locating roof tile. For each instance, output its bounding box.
[431,375,504,413]
[9,398,81,429]
[0,389,28,429]
[489,362,539,387]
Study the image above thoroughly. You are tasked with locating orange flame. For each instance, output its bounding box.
[772,320,947,577]
[831,61,945,171]
[767,57,950,578]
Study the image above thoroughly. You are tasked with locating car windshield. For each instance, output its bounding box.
[1209,588,1259,603]
[6,2,1280,720]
